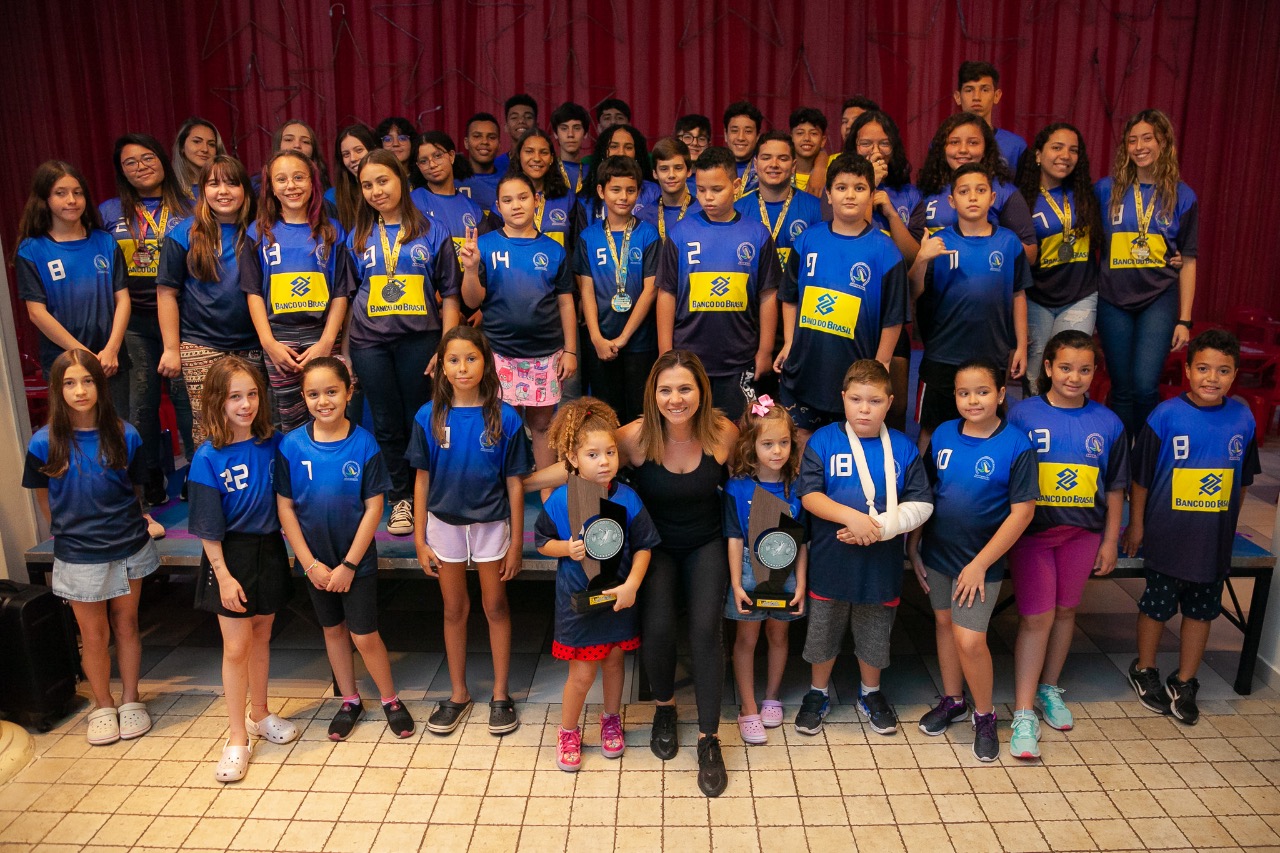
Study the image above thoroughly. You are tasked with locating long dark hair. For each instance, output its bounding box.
[844,110,912,189]
[41,350,128,477]
[917,113,1011,196]
[352,149,429,255]
[1038,329,1099,397]
[431,326,504,446]
[1016,122,1101,245]
[583,124,652,220]
[256,150,337,252]
[271,119,331,192]
[111,133,193,234]
[508,128,570,200]
[188,156,254,282]
[333,123,379,229]
[15,161,102,257]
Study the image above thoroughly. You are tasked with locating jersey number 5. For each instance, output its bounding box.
[596,248,608,267]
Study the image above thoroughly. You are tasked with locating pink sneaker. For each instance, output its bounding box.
[600,713,625,759]
[557,727,582,772]
[760,700,784,728]
[738,713,767,745]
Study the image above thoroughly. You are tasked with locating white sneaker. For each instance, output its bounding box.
[387,499,414,536]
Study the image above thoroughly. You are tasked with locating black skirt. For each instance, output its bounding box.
[193,531,293,618]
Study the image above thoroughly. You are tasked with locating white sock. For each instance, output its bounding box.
[861,682,879,696]
[811,684,829,697]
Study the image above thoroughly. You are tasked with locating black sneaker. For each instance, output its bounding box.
[858,689,898,736]
[328,699,364,741]
[919,694,970,736]
[144,472,168,507]
[1166,673,1201,725]
[696,735,727,797]
[488,698,519,735]
[1128,658,1172,716]
[650,705,679,760]
[425,699,472,735]
[972,711,999,762]
[794,689,830,736]
[382,698,415,738]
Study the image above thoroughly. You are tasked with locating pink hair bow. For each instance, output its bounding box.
[750,395,775,417]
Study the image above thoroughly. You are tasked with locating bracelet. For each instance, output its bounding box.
[563,350,576,356]
[305,559,319,574]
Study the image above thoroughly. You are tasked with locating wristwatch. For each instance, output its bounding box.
[341,559,359,571]
[1177,319,1194,330]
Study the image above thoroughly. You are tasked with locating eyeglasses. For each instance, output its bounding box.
[122,153,159,171]
[855,139,894,154]
[416,151,450,166]
[679,133,710,145]
[383,134,411,144]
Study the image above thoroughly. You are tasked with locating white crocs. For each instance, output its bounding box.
[215,740,253,783]
[116,702,152,740]
[86,706,120,746]
[246,712,299,744]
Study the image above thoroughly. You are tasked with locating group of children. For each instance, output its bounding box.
[15,59,1249,794]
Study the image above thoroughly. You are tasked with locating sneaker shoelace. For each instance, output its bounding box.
[974,713,998,741]
[1039,685,1068,715]
[1012,714,1037,739]
[601,715,623,747]
[800,691,826,715]
[559,728,581,760]
[391,502,413,523]
[699,736,723,765]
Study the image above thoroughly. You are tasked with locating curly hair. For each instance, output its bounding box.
[916,113,1011,197]
[1109,108,1181,223]
[729,401,800,493]
[1016,123,1101,247]
[547,397,621,474]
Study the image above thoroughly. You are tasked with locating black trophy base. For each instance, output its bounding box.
[571,589,619,614]
[749,590,799,613]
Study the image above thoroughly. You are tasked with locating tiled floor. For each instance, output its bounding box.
[2,453,1279,851]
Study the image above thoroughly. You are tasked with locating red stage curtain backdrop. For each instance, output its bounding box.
[1,0,1277,360]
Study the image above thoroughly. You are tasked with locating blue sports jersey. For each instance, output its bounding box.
[156,219,259,351]
[535,193,580,249]
[580,181,663,227]
[274,423,391,576]
[238,220,344,330]
[23,423,150,563]
[535,481,662,648]
[779,223,908,412]
[15,231,126,372]
[1094,178,1198,310]
[339,220,461,348]
[561,160,587,195]
[908,180,1036,246]
[921,419,1038,582]
[1028,186,1097,308]
[995,128,1028,171]
[459,172,501,214]
[735,188,824,269]
[918,225,1031,367]
[872,184,923,235]
[574,218,661,352]
[474,230,573,358]
[410,188,497,266]
[658,198,702,241]
[405,402,533,525]
[99,197,181,314]
[657,212,782,376]
[723,476,805,598]
[795,423,932,604]
[188,435,282,538]
[1131,395,1260,583]
[736,160,760,196]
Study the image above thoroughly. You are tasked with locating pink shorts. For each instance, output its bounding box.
[493,351,561,407]
[1008,525,1103,616]
[426,514,511,564]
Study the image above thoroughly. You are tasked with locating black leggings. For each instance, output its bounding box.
[639,539,729,735]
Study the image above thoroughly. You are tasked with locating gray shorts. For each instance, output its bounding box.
[802,597,895,670]
[925,565,1002,632]
[51,539,159,603]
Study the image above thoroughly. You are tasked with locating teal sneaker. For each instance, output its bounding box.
[1035,684,1074,731]
[1010,710,1041,759]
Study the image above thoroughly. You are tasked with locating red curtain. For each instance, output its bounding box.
[3,0,1277,359]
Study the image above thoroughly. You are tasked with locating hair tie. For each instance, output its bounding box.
[750,395,775,418]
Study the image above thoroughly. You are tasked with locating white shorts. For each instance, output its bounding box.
[426,514,511,564]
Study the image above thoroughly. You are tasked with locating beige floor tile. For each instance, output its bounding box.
[91,813,154,847]
[980,791,1033,823]
[617,795,663,826]
[612,827,660,853]
[573,771,619,797]
[337,792,392,823]
[1108,788,1164,818]
[1019,791,1073,821]
[899,822,955,853]
[371,821,426,853]
[277,819,336,852]
[707,796,755,826]
[319,820,378,853]
[180,816,242,849]
[1128,816,1191,847]
[617,769,662,798]
[662,796,708,826]
[934,792,985,822]
[472,824,523,851]
[244,789,304,821]
[1035,819,1097,851]
[946,820,1003,853]
[663,825,710,852]
[419,824,473,852]
[293,791,349,823]
[27,782,91,813]
[965,767,1016,793]
[889,792,940,824]
[114,785,176,815]
[843,794,895,825]
[72,785,132,815]
[159,786,218,817]
[135,815,197,847]
[521,795,572,826]
[880,768,928,794]
[1175,815,1240,848]
[40,812,109,846]
[1047,764,1101,791]
[1221,813,1280,847]
[1197,785,1257,815]
[229,816,289,850]
[397,767,447,795]
[1064,790,1119,820]
[711,825,761,852]
[991,821,1049,852]
[476,795,527,825]
[852,824,906,852]
[829,743,875,769]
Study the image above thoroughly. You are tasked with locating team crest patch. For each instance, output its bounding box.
[93,254,110,272]
[629,247,643,264]
[315,243,329,264]
[1229,434,1244,461]
[974,455,995,480]
[533,252,549,271]
[410,245,429,266]
[1085,433,1104,458]
[988,251,1004,271]
[896,205,909,222]
[462,212,477,229]
[550,208,567,225]
[1157,212,1173,228]
[789,219,807,239]
[342,460,361,481]
[736,242,756,264]
[850,262,871,290]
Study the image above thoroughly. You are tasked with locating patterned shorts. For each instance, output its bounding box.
[552,637,640,661]
[493,351,562,407]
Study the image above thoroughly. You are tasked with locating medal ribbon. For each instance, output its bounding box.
[758,188,795,243]
[559,162,583,194]
[1133,183,1155,239]
[134,202,169,244]
[534,192,546,231]
[377,217,404,281]
[603,216,636,297]
[658,192,692,241]
[1038,186,1074,239]
[736,162,755,199]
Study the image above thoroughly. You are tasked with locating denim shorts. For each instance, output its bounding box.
[51,539,159,603]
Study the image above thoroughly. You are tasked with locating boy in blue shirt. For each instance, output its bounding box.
[954,61,1026,169]
[794,360,933,736]
[723,101,764,198]
[735,131,823,270]
[551,102,591,194]
[459,113,502,214]
[1124,331,1261,725]
[491,94,537,175]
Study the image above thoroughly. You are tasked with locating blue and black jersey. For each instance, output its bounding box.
[238,220,345,331]
[1094,177,1198,310]
[188,435,282,538]
[474,230,573,359]
[735,189,824,269]
[573,218,661,353]
[156,219,259,351]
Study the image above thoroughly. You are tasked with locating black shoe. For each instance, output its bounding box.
[650,705,678,760]
[179,478,189,502]
[858,689,899,736]
[144,472,168,507]
[794,689,830,736]
[1127,658,1172,716]
[488,698,519,735]
[972,711,1000,762]
[696,735,727,797]
[1166,673,1201,725]
[382,698,415,738]
[328,699,364,741]
[426,699,472,735]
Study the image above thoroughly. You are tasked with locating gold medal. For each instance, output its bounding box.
[1132,184,1156,261]
[1039,186,1078,265]
[758,188,795,244]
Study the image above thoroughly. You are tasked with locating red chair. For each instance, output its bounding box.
[1230,307,1274,344]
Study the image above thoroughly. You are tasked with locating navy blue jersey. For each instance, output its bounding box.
[475,230,573,358]
[535,481,662,648]
[458,172,501,214]
[23,423,149,563]
[735,189,824,270]
[723,475,806,540]
[405,402,533,525]
[1131,395,1260,583]
[339,221,461,348]
[188,435,282,538]
[15,232,126,372]
[736,160,760,196]
[922,420,1038,582]
[908,180,1036,246]
[410,188,498,267]
[796,423,932,604]
[872,184,923,235]
[779,223,908,412]
[99,197,181,314]
[535,193,580,250]
[238,221,345,331]
[918,225,1031,367]
[561,160,587,195]
[274,423,391,576]
[658,198,702,242]
[574,219,661,352]
[1008,396,1129,534]
[1095,178,1199,310]
[579,181,663,227]
[995,128,1028,171]
[657,213,782,376]
[156,219,259,351]
[1028,186,1097,308]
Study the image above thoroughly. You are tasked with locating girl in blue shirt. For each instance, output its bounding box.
[330,124,377,229]
[507,128,583,251]
[188,356,298,782]
[22,350,159,747]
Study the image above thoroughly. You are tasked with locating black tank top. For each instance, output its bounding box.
[628,453,726,551]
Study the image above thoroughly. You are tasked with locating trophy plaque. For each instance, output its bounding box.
[746,485,804,612]
[568,476,628,614]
